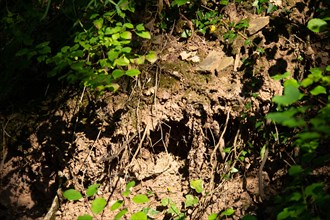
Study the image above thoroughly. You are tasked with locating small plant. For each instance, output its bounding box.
[192,10,222,36]
[252,0,278,14]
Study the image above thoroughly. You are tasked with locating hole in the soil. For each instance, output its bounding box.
[149,118,191,159]
[265,46,278,60]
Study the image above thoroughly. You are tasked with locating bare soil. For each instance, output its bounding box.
[1,1,329,219]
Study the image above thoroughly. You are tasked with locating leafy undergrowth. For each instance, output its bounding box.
[0,0,330,219]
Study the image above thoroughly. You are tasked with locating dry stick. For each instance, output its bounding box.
[129,122,151,167]
[209,108,231,192]
[258,146,269,201]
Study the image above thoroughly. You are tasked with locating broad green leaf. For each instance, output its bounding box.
[108,83,120,92]
[112,33,120,40]
[184,194,199,208]
[93,18,104,30]
[122,181,135,197]
[208,213,218,220]
[132,194,149,204]
[136,31,151,39]
[307,18,327,33]
[161,198,171,206]
[70,62,84,71]
[108,49,120,61]
[168,204,180,215]
[304,182,323,197]
[63,189,82,201]
[110,200,124,211]
[272,84,302,106]
[135,23,145,31]
[115,209,128,220]
[171,0,190,7]
[78,214,93,220]
[36,41,50,49]
[16,48,30,56]
[121,47,132,53]
[146,51,157,63]
[105,26,122,35]
[126,69,140,77]
[86,184,100,197]
[190,179,204,193]
[131,212,147,220]
[131,56,145,65]
[115,56,130,66]
[112,69,125,79]
[310,85,327,95]
[297,132,320,140]
[301,78,313,87]
[120,31,132,39]
[221,208,235,216]
[242,215,257,220]
[124,23,134,29]
[272,71,291,81]
[288,165,303,176]
[91,198,107,214]
[289,192,302,201]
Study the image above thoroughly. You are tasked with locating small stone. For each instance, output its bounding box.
[247,16,270,35]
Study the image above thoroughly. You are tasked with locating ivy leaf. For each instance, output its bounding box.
[310,85,327,95]
[108,49,120,62]
[132,194,149,204]
[145,51,157,63]
[272,83,302,106]
[288,165,303,176]
[120,31,132,39]
[126,69,141,77]
[208,213,218,220]
[63,189,83,201]
[110,200,124,211]
[124,23,134,29]
[86,184,100,197]
[91,198,107,214]
[114,208,128,220]
[221,208,235,216]
[307,18,327,33]
[171,0,190,7]
[131,211,147,220]
[136,31,151,39]
[112,69,125,79]
[190,179,204,194]
[122,181,135,197]
[115,56,130,66]
[93,18,104,30]
[184,194,199,208]
[135,24,145,31]
[77,214,93,220]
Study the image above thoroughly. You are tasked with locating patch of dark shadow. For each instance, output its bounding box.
[223,43,234,57]
[149,119,191,159]
[295,2,307,13]
[265,45,278,60]
[252,36,263,46]
[268,58,287,77]
[241,75,264,97]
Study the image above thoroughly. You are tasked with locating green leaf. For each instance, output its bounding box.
[124,23,134,29]
[208,213,218,220]
[272,84,302,106]
[146,51,158,63]
[111,200,124,211]
[77,214,93,220]
[126,69,141,77]
[120,31,132,39]
[171,0,190,7]
[108,49,120,62]
[115,56,130,66]
[242,215,257,220]
[122,181,135,197]
[135,24,145,31]
[115,208,128,220]
[63,189,83,201]
[304,182,323,198]
[307,18,327,33]
[184,194,199,208]
[132,194,149,204]
[161,198,171,206]
[310,85,327,95]
[136,31,151,39]
[190,179,204,194]
[272,71,291,81]
[168,204,180,215]
[93,18,104,30]
[86,184,100,197]
[221,208,235,216]
[105,26,122,35]
[288,165,303,176]
[112,69,125,79]
[121,47,132,53]
[289,192,302,201]
[70,62,85,71]
[91,198,107,214]
[131,212,147,220]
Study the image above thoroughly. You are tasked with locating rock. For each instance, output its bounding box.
[247,16,270,35]
[196,50,234,74]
